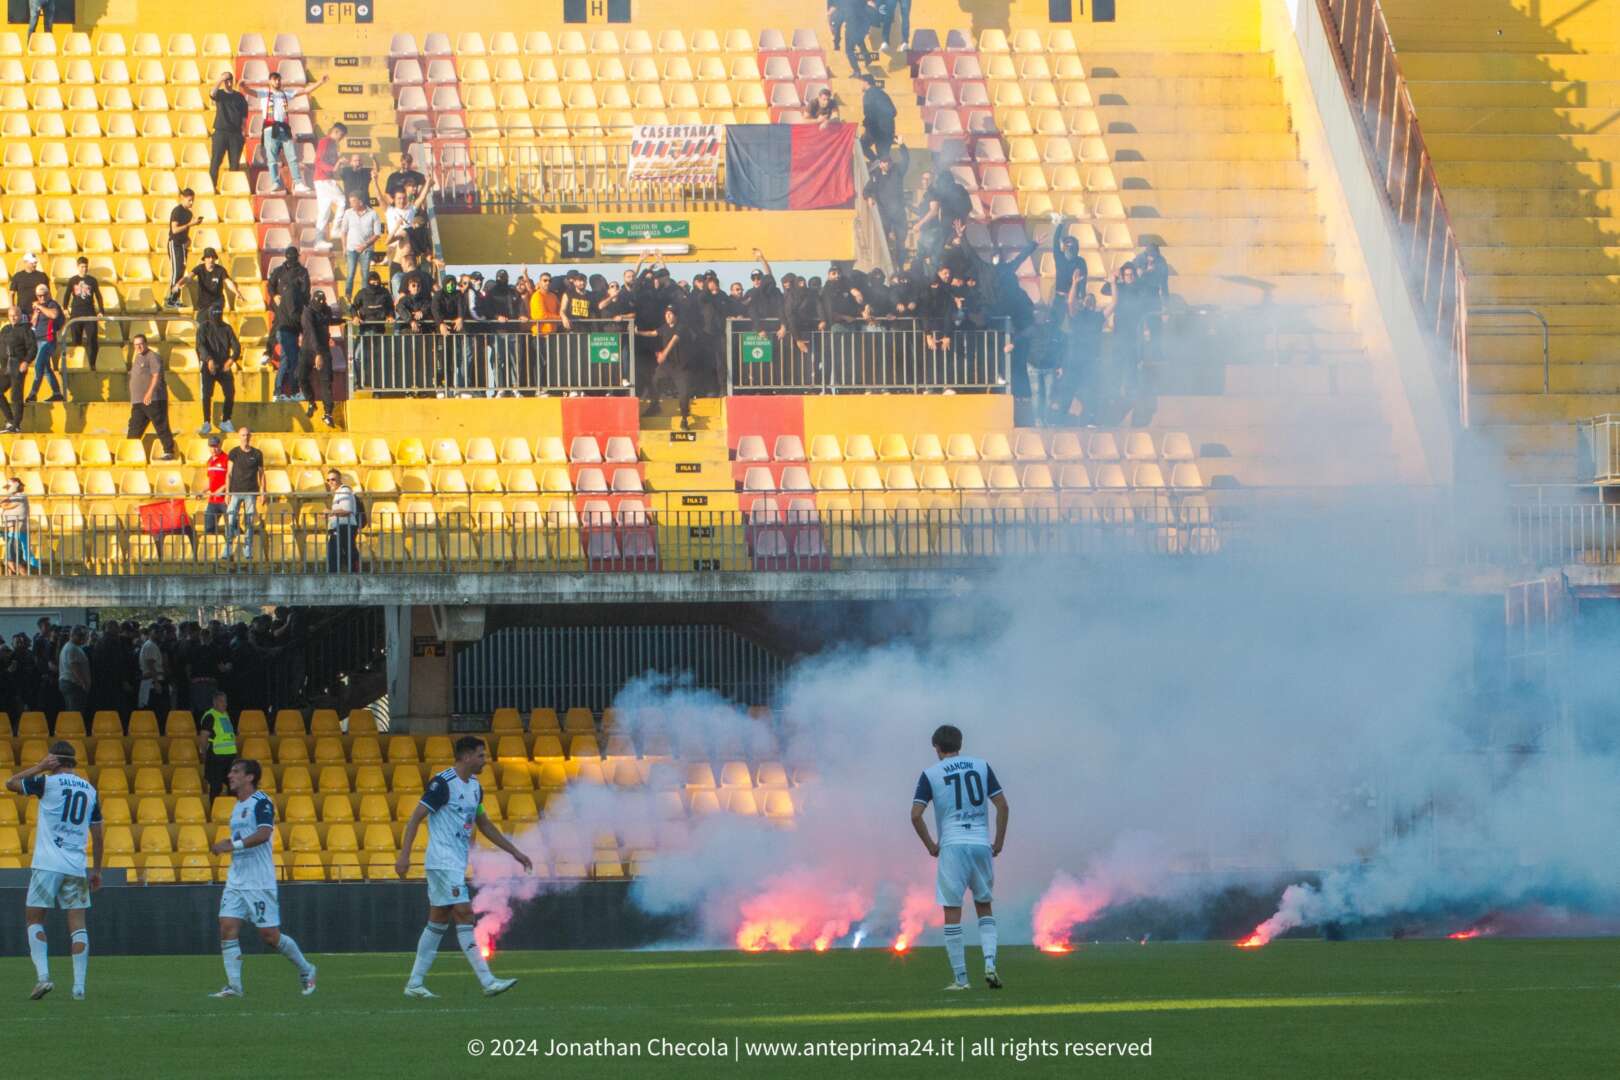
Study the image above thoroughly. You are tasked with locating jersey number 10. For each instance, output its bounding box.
[944,771,984,807]
[59,790,90,826]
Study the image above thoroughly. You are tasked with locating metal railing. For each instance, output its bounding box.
[419,136,727,213]
[0,495,1617,578]
[1318,0,1470,428]
[1576,416,1620,485]
[1473,307,1551,395]
[725,318,1010,395]
[345,323,635,397]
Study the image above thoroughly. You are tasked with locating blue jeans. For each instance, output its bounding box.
[275,328,302,396]
[344,250,366,297]
[28,0,55,36]
[263,126,303,190]
[225,493,257,558]
[27,341,60,400]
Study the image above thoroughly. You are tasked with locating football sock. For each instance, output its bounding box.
[408,922,447,986]
[943,923,967,984]
[978,916,998,970]
[70,930,88,993]
[221,938,243,990]
[456,923,495,988]
[276,934,314,978]
[27,923,48,982]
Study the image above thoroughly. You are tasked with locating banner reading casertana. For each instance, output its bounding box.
[626,125,723,185]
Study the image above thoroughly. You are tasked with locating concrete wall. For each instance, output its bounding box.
[0,880,687,954]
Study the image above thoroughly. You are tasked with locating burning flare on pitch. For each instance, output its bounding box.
[1031,872,1111,954]
[891,885,941,953]
[734,871,870,952]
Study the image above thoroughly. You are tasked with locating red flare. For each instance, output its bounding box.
[1031,873,1111,953]
[733,872,870,953]
[1447,926,1493,940]
[1234,933,1267,949]
[1040,941,1073,955]
[480,943,492,960]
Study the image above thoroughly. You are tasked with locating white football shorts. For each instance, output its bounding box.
[26,870,91,910]
[426,869,473,908]
[935,844,994,907]
[219,886,280,928]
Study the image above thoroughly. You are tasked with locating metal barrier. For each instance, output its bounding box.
[1318,0,1470,428]
[346,323,635,396]
[420,136,727,213]
[1577,416,1620,485]
[1473,307,1551,395]
[725,318,1010,394]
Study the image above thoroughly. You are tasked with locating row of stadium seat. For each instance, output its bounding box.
[388,29,812,59]
[0,31,286,58]
[744,461,1207,493]
[0,435,640,470]
[741,430,1195,465]
[0,707,378,740]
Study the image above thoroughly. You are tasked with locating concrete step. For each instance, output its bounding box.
[1399,53,1620,83]
[1133,245,1338,276]
[1102,160,1311,190]
[1437,160,1617,188]
[1459,218,1620,247]
[1469,363,1620,394]
[15,401,348,438]
[1087,77,1284,107]
[1413,106,1620,136]
[1146,394,1389,429]
[1408,81,1620,109]
[1087,104,1293,134]
[1098,131,1300,162]
[1108,189,1320,218]
[1081,52,1276,79]
[1471,392,1620,424]
[1462,245,1620,275]
[642,460,734,490]
[1384,4,1620,51]
[1467,274,1620,304]
[1473,419,1574,458]
[1447,189,1620,217]
[1469,330,1614,365]
[1427,133,1620,162]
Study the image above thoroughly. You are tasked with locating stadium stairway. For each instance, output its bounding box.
[1383,0,1620,482]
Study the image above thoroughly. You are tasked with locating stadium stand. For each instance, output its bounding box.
[0,706,795,882]
[1381,0,1620,481]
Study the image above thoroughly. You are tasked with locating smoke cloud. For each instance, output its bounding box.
[469,504,1620,950]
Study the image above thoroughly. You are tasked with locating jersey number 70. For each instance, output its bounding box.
[944,771,984,807]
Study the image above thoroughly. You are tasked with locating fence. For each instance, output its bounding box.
[345,323,635,396]
[4,495,1620,577]
[1577,416,1620,485]
[420,137,727,213]
[726,318,1010,394]
[1317,0,1470,427]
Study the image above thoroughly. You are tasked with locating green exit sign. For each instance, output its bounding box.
[599,220,690,241]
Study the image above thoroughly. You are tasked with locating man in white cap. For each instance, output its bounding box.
[8,252,48,314]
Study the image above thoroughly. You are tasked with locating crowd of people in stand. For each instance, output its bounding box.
[0,611,309,724]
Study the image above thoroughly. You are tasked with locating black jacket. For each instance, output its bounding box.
[300,302,338,359]
[0,324,36,371]
[196,321,241,366]
[353,284,394,324]
[268,262,310,332]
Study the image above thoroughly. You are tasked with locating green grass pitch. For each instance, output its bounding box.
[5,939,1616,1078]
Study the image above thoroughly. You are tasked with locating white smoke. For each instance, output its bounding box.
[470,507,1620,948]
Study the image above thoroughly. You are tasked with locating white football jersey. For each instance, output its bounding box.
[22,772,101,876]
[420,768,484,872]
[226,790,278,891]
[914,755,1002,848]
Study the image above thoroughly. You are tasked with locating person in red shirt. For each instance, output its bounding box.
[202,434,229,538]
[312,122,349,252]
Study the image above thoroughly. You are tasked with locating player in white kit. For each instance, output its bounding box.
[207,759,318,998]
[6,741,103,1001]
[911,724,1009,991]
[396,736,532,999]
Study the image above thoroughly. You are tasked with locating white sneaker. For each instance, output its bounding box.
[294,183,312,194]
[209,986,243,999]
[403,983,437,999]
[197,423,212,436]
[300,965,317,996]
[943,981,970,992]
[483,977,517,997]
[71,988,85,1001]
[30,980,53,1000]
[220,419,235,433]
[313,241,333,252]
[985,969,1003,990]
